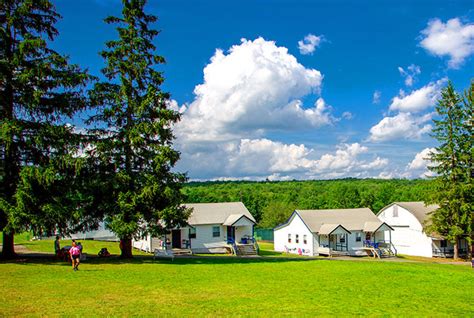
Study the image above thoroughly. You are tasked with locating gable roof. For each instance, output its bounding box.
[318,224,352,235]
[363,221,394,232]
[296,208,383,233]
[222,214,254,226]
[377,202,439,225]
[184,202,256,226]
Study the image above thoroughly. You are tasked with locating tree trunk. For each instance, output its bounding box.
[471,242,474,268]
[1,231,16,259]
[453,239,459,260]
[120,238,133,258]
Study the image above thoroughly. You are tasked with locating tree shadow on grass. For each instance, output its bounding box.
[0,253,327,266]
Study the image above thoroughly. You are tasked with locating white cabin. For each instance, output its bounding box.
[69,221,118,241]
[133,202,257,254]
[377,202,469,258]
[274,208,394,257]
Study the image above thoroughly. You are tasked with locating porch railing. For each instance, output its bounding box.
[432,247,468,257]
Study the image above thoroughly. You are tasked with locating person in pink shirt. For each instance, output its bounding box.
[69,241,81,271]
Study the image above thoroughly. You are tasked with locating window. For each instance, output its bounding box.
[189,228,196,239]
[303,235,307,244]
[288,234,291,243]
[393,205,398,217]
[340,235,345,243]
[212,226,220,237]
[356,232,361,242]
[440,240,447,248]
[296,234,299,243]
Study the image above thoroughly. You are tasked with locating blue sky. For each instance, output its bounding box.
[53,0,473,180]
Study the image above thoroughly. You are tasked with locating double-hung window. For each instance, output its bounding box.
[288,234,291,243]
[295,234,299,243]
[212,226,220,237]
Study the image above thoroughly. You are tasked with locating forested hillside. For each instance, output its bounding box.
[182,179,435,228]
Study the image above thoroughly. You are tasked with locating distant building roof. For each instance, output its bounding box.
[184,202,256,226]
[279,208,388,233]
[378,202,439,225]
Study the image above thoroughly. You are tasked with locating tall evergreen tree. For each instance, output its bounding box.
[427,82,472,259]
[88,0,190,258]
[0,0,90,257]
[462,81,473,257]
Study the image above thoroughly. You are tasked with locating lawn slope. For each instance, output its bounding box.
[1,256,473,317]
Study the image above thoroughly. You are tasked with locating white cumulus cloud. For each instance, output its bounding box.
[313,143,368,172]
[173,37,388,181]
[389,78,446,113]
[177,37,328,142]
[176,139,388,180]
[298,34,323,55]
[406,147,437,178]
[369,112,433,142]
[408,147,435,170]
[420,18,474,68]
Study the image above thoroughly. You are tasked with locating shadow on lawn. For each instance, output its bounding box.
[0,253,325,266]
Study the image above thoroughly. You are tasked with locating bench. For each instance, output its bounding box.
[154,248,174,261]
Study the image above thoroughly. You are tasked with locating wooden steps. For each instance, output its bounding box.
[235,244,258,256]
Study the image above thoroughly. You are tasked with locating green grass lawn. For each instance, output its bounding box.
[1,255,473,316]
[1,234,473,316]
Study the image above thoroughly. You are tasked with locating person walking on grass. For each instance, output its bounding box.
[69,241,81,271]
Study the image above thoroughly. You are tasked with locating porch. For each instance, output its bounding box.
[317,222,397,258]
[432,238,469,258]
[317,224,351,256]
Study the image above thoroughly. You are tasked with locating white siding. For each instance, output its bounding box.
[378,205,433,257]
[348,230,365,249]
[190,224,226,253]
[274,214,316,256]
[133,224,254,254]
[69,221,118,241]
[233,217,254,227]
[234,225,253,243]
[133,235,152,252]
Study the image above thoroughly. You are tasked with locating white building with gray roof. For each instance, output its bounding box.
[377,202,469,258]
[274,208,394,257]
[133,202,257,254]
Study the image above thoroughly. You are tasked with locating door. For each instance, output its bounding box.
[329,234,336,250]
[172,230,181,248]
[227,226,235,243]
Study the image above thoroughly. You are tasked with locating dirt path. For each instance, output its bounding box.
[0,244,53,258]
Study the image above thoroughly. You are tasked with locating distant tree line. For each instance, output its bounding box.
[182,179,435,228]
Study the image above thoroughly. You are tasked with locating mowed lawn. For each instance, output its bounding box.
[1,247,473,316]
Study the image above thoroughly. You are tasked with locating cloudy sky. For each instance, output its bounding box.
[53,0,473,181]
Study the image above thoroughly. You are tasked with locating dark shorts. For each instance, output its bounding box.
[72,255,80,260]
